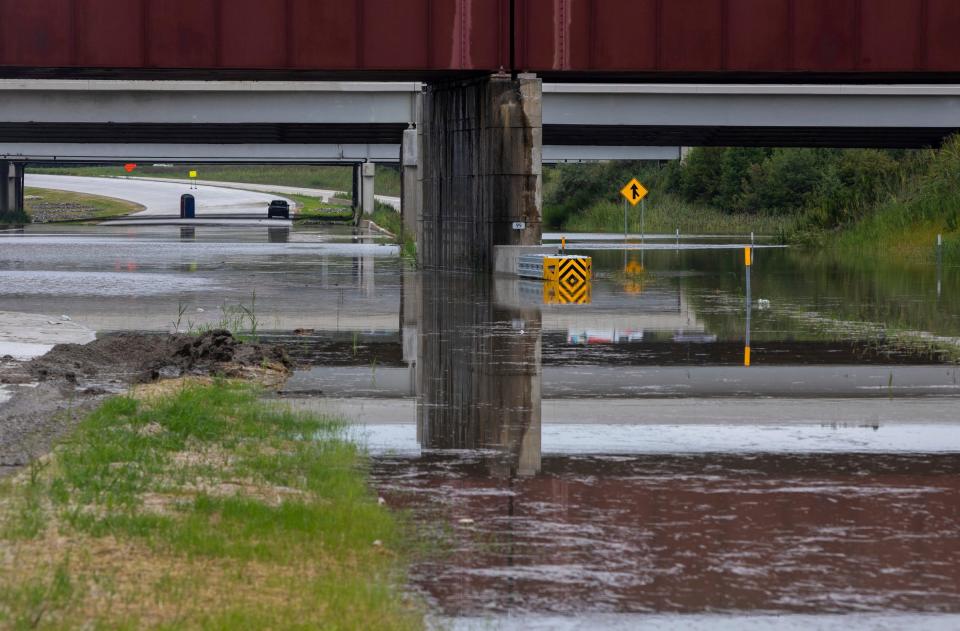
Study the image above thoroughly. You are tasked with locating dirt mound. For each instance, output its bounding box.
[28,330,290,384]
[1,331,290,474]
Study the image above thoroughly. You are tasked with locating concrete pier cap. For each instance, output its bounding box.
[419,73,543,272]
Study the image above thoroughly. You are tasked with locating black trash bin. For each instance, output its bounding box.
[267,199,290,219]
[180,194,196,219]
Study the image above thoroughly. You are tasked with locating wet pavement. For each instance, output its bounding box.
[2,223,960,629]
[25,174,295,217]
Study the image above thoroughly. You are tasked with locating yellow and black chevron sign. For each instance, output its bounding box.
[544,281,592,305]
[542,256,592,285]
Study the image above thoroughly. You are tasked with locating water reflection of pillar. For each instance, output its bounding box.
[936,236,943,301]
[359,255,375,298]
[401,268,418,399]
[417,274,542,477]
[745,247,752,367]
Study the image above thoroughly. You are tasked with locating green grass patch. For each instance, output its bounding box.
[370,205,402,236]
[559,193,794,237]
[289,194,354,221]
[24,187,143,223]
[370,205,416,260]
[31,164,403,197]
[0,382,422,629]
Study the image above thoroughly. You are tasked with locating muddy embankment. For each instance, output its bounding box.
[0,330,290,476]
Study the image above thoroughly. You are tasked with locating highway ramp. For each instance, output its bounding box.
[25,174,294,221]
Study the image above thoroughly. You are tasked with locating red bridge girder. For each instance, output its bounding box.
[1,0,959,79]
[517,0,960,77]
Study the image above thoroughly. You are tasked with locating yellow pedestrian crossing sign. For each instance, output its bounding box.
[620,178,648,206]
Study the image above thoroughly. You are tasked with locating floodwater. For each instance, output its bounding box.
[2,223,960,629]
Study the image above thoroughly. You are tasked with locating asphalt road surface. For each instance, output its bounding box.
[128,177,401,210]
[25,174,294,218]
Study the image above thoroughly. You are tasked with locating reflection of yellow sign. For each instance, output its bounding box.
[544,281,592,305]
[624,279,644,295]
[620,178,649,207]
[189,170,198,178]
[624,260,645,275]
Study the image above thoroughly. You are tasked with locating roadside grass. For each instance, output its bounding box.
[827,203,960,265]
[24,187,143,222]
[31,165,403,198]
[289,193,354,221]
[0,382,422,630]
[559,194,795,238]
[370,205,416,260]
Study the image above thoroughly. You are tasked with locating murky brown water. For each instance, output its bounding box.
[374,453,960,619]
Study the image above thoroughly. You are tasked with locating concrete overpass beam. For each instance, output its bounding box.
[0,160,25,219]
[420,74,543,271]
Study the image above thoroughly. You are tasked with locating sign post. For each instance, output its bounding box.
[619,178,649,242]
[189,170,198,190]
[744,247,752,367]
[641,198,646,244]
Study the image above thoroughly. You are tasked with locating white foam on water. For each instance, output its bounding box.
[354,422,960,456]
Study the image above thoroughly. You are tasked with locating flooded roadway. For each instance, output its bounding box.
[1,223,959,629]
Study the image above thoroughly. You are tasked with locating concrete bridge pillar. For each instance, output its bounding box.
[350,162,377,219]
[400,127,420,241]
[361,162,376,215]
[0,161,25,219]
[420,74,542,271]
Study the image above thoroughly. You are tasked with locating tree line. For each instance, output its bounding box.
[544,145,940,233]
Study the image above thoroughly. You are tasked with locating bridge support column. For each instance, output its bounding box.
[0,161,25,219]
[400,127,419,241]
[420,74,542,271]
[361,162,376,215]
